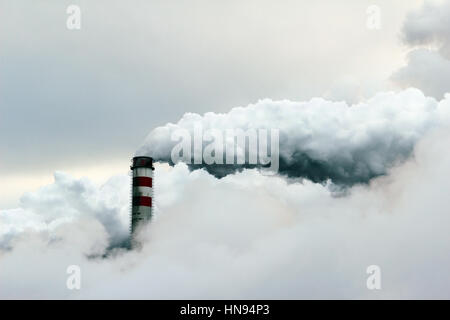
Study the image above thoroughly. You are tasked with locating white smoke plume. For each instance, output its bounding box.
[2,118,450,298]
[1,89,450,299]
[0,172,130,251]
[137,89,448,186]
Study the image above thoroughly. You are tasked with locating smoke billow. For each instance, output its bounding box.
[2,122,450,298]
[137,89,448,186]
[0,172,130,251]
[2,88,450,298]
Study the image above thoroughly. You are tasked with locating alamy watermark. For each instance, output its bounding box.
[366,5,381,30]
[66,5,81,30]
[170,124,279,174]
[66,265,81,290]
[366,265,381,290]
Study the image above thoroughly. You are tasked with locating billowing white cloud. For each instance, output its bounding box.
[0,172,130,251]
[137,89,449,185]
[2,108,450,298]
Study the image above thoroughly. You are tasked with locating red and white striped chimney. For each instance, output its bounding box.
[130,156,154,236]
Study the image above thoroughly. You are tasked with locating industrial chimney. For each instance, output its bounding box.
[130,156,154,237]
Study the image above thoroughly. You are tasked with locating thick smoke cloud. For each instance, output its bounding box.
[137,89,447,186]
[1,90,450,299]
[2,120,450,298]
[0,172,130,251]
[392,1,450,98]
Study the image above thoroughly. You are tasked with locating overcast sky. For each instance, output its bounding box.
[0,0,428,207]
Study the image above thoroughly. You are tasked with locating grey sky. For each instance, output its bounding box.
[392,0,450,98]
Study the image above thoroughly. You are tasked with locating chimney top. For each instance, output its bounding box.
[131,156,155,170]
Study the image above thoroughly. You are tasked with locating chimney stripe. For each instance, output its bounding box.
[132,196,152,207]
[133,176,152,187]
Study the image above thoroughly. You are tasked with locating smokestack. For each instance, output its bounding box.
[130,156,154,238]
